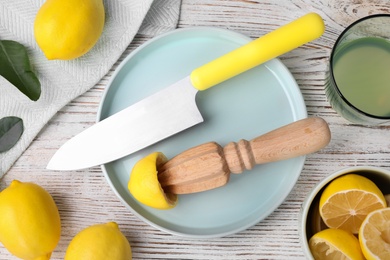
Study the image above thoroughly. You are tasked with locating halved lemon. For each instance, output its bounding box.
[128,152,177,209]
[359,207,390,260]
[319,174,386,234]
[309,228,364,260]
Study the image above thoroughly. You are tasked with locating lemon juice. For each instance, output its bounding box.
[332,37,390,117]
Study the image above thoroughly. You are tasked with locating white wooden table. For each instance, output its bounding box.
[2,1,390,259]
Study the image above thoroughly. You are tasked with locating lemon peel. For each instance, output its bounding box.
[0,180,61,260]
[65,222,132,260]
[34,0,105,60]
[128,152,178,209]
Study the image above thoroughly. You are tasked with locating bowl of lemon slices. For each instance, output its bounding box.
[299,166,390,260]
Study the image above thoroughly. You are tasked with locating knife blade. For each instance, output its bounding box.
[47,13,325,170]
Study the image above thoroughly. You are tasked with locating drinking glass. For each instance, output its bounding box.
[325,14,390,124]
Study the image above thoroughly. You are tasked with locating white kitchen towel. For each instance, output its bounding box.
[0,0,182,177]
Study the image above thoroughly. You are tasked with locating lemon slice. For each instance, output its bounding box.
[128,152,178,209]
[319,174,386,234]
[309,228,365,260]
[359,207,390,260]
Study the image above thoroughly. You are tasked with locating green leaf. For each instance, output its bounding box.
[0,117,24,153]
[0,40,41,101]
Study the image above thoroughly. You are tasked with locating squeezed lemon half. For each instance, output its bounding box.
[309,228,365,260]
[128,152,178,210]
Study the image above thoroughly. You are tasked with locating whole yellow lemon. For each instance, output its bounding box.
[65,222,132,260]
[34,0,105,60]
[0,180,61,260]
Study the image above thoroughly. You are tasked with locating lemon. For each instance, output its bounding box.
[34,0,105,60]
[359,207,390,260]
[65,222,132,260]
[309,228,365,260]
[128,152,178,210]
[0,180,61,260]
[319,174,386,234]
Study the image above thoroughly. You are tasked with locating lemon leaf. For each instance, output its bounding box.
[0,116,24,153]
[0,40,41,101]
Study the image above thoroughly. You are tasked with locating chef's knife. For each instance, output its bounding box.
[47,13,325,170]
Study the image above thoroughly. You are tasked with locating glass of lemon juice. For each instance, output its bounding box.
[326,14,390,124]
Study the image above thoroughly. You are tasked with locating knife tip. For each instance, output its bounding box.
[46,157,61,171]
[46,153,75,171]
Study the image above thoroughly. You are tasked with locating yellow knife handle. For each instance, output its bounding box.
[190,12,325,91]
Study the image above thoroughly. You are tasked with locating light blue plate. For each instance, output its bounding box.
[97,27,307,238]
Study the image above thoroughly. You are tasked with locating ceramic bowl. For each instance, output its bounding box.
[299,166,390,259]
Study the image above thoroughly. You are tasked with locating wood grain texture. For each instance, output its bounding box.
[2,0,390,259]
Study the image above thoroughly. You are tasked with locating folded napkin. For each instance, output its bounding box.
[0,0,182,178]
